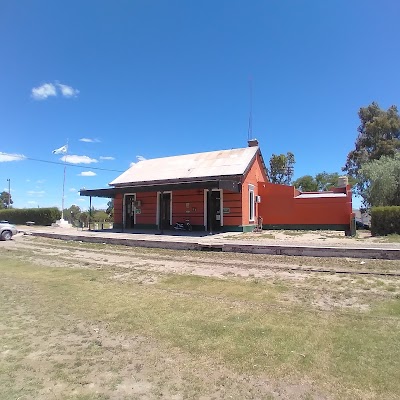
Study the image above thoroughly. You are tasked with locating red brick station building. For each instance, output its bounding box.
[80,140,353,233]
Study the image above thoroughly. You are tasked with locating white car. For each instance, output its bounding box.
[0,221,18,240]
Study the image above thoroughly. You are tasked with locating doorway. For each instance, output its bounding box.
[125,194,136,229]
[159,192,172,230]
[206,190,222,232]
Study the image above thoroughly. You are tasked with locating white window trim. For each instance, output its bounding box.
[248,184,255,222]
[123,193,136,228]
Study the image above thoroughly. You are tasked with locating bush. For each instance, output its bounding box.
[0,207,61,226]
[371,206,400,236]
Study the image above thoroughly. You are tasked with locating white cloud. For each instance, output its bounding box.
[27,201,38,205]
[31,81,79,100]
[31,83,57,100]
[0,152,26,162]
[57,82,79,98]
[27,190,45,196]
[69,188,77,192]
[78,171,96,177]
[61,155,98,164]
[100,156,115,160]
[36,179,45,184]
[129,155,146,167]
[79,138,100,143]
[77,198,86,202]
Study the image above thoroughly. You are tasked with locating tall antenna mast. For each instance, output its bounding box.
[247,76,253,141]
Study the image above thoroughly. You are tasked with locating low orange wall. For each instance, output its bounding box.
[258,183,352,227]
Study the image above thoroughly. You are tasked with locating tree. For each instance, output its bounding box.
[63,205,81,225]
[79,211,89,227]
[106,199,114,217]
[358,154,400,206]
[293,172,356,192]
[343,102,400,198]
[0,191,13,209]
[92,210,110,222]
[269,152,295,185]
[315,172,341,191]
[292,175,318,192]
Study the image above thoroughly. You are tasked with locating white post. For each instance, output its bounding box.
[7,178,10,208]
[61,163,66,220]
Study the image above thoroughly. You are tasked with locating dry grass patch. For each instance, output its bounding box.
[2,238,400,399]
[1,246,400,399]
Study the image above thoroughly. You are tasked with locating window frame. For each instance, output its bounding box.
[248,184,255,222]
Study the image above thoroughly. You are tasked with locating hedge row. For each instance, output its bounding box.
[0,208,61,226]
[371,206,400,236]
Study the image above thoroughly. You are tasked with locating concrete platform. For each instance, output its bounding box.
[16,226,400,260]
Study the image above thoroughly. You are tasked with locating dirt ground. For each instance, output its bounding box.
[1,235,400,399]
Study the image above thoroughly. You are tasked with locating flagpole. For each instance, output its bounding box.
[61,139,69,221]
[61,164,66,220]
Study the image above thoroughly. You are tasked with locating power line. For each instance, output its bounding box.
[21,156,125,173]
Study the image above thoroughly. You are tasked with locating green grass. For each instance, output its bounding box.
[1,251,400,399]
[225,232,276,239]
[282,230,306,236]
[378,234,400,243]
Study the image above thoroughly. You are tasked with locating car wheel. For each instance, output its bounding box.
[1,230,12,241]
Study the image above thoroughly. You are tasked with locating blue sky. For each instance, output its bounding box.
[1,0,399,210]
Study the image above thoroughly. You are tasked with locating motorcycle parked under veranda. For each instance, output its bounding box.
[173,220,192,231]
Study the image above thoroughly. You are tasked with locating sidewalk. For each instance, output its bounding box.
[16,225,400,260]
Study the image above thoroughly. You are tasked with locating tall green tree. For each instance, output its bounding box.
[292,175,318,192]
[0,191,13,209]
[358,154,400,206]
[343,102,400,198]
[269,152,295,185]
[293,172,353,192]
[315,172,341,191]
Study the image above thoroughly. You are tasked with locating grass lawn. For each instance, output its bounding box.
[1,238,400,399]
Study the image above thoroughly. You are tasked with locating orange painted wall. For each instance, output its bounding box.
[258,182,352,226]
[115,189,247,228]
[223,191,242,226]
[114,193,123,225]
[172,190,205,226]
[135,192,158,225]
[241,152,268,225]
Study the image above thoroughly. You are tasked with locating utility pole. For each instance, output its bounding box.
[6,178,10,208]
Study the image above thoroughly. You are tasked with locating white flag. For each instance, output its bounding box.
[52,144,68,154]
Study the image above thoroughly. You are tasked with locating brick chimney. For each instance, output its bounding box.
[248,139,259,147]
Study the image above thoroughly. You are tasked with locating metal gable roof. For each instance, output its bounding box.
[110,146,260,186]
